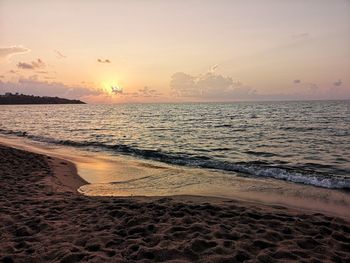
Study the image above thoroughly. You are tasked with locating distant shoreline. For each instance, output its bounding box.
[0,93,86,105]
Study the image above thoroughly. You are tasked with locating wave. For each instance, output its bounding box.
[280,126,317,132]
[1,128,349,190]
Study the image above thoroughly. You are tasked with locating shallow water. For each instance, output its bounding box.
[1,101,349,189]
[1,135,350,218]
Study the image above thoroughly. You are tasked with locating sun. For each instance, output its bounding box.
[101,79,122,95]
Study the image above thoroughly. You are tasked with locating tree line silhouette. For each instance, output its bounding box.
[0,93,86,105]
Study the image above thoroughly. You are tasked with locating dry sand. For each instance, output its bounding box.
[0,144,349,262]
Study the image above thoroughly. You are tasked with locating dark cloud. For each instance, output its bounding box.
[97,59,111,63]
[293,79,301,84]
[0,78,102,99]
[334,79,342,86]
[54,49,66,58]
[17,59,45,70]
[0,45,30,59]
[17,62,34,69]
[170,71,253,100]
[111,85,123,94]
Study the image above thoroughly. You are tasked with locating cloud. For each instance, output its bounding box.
[292,33,310,39]
[17,62,34,69]
[97,58,111,63]
[111,85,123,94]
[0,45,30,60]
[209,64,218,73]
[17,59,45,70]
[334,79,342,86]
[170,72,197,96]
[8,70,18,74]
[137,86,161,97]
[308,83,318,92]
[197,73,235,93]
[170,70,253,100]
[0,78,102,100]
[293,79,318,92]
[53,49,66,59]
[111,86,162,97]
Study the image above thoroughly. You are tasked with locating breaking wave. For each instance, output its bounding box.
[1,128,349,190]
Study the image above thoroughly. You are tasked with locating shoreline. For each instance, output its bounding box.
[1,135,350,219]
[1,142,350,262]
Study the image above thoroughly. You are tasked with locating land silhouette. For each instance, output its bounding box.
[0,93,85,105]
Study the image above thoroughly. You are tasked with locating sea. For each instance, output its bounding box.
[1,101,349,191]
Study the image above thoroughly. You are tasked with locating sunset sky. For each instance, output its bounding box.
[0,0,349,103]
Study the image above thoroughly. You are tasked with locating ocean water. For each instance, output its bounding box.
[1,101,349,189]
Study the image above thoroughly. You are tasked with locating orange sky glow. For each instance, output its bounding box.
[0,0,349,103]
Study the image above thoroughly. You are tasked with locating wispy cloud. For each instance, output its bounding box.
[334,79,342,86]
[17,59,45,70]
[53,49,66,59]
[292,33,310,39]
[137,86,162,97]
[308,83,318,92]
[97,58,111,63]
[111,86,162,97]
[36,70,49,74]
[208,64,218,73]
[0,45,30,60]
[292,79,318,92]
[43,76,55,80]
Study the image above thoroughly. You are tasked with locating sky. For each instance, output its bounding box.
[0,0,349,103]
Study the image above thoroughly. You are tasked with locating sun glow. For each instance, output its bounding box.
[101,79,122,95]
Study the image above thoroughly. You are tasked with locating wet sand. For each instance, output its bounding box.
[2,135,350,220]
[1,144,350,262]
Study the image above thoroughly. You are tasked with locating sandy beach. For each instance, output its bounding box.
[2,0,350,261]
[0,144,349,262]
